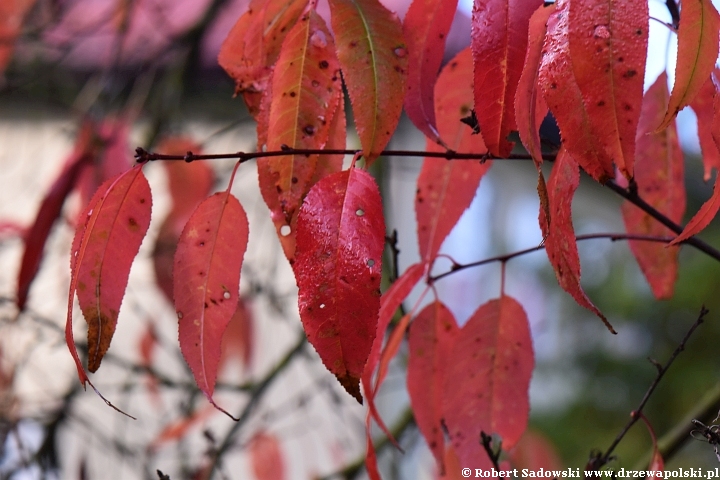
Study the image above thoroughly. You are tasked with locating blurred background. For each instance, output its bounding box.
[1,0,720,478]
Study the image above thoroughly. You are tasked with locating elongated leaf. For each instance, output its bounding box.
[690,75,720,180]
[250,432,286,480]
[540,148,614,332]
[442,296,533,464]
[329,0,408,165]
[567,0,648,179]
[174,190,249,406]
[538,0,614,182]
[516,4,555,167]
[416,47,490,263]
[407,301,459,474]
[622,73,685,299]
[402,0,458,146]
[473,0,542,157]
[149,405,215,451]
[295,167,385,403]
[70,166,152,374]
[17,146,92,311]
[657,0,720,130]
[259,10,343,260]
[668,174,720,246]
[218,0,309,112]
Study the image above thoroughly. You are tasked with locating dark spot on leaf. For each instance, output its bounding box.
[636,28,643,35]
[128,217,138,229]
[291,176,298,184]
[289,91,296,97]
[139,198,146,204]
[304,125,316,136]
[198,241,205,247]
[319,60,329,69]
[597,100,605,106]
[617,56,624,62]
[439,33,444,39]
[349,41,357,48]
[623,69,637,78]
[624,103,632,111]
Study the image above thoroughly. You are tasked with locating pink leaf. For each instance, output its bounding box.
[249,432,286,480]
[174,190,249,409]
[442,295,533,465]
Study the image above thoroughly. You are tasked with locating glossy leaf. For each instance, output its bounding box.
[668,174,720,246]
[402,0,458,146]
[70,166,152,374]
[473,0,542,157]
[442,296,533,464]
[250,432,286,480]
[690,75,720,181]
[17,140,93,311]
[516,4,555,167]
[174,190,249,407]
[259,10,343,260]
[329,0,408,165]
[294,167,385,403]
[416,47,491,263]
[538,0,614,183]
[218,0,309,113]
[407,301,459,474]
[540,148,614,332]
[657,0,720,130]
[567,0,648,179]
[622,73,685,299]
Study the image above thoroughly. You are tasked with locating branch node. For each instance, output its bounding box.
[184,151,194,163]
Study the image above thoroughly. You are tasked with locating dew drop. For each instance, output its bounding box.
[317,115,325,123]
[355,208,365,216]
[312,80,320,87]
[177,311,183,319]
[593,25,610,39]
[311,31,327,49]
[280,225,292,236]
[367,259,375,267]
[320,303,326,309]
[303,125,316,136]
[393,47,407,57]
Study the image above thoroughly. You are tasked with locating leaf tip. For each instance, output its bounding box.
[337,373,363,404]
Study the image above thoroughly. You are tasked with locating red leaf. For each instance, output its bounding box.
[566,0,648,179]
[329,0,408,165]
[690,75,720,181]
[218,0,309,113]
[657,0,720,131]
[0,0,36,75]
[540,148,613,332]
[415,46,490,263]
[622,73,685,299]
[472,0,543,157]
[538,0,614,183]
[442,296,533,464]
[402,0,458,146]
[149,405,215,451]
[638,414,664,479]
[219,297,254,371]
[17,139,93,311]
[138,320,162,408]
[259,10,343,260]
[249,432,286,480]
[668,173,720,246]
[68,166,152,376]
[508,430,564,469]
[407,301,459,474]
[174,190,249,408]
[294,167,385,403]
[516,4,555,167]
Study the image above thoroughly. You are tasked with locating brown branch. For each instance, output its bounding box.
[587,306,709,470]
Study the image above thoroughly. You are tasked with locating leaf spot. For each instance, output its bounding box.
[593,25,610,38]
[303,125,316,136]
[319,60,329,69]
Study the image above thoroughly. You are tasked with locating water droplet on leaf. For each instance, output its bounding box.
[177,311,183,319]
[223,291,231,299]
[311,31,327,49]
[355,208,364,216]
[393,47,407,57]
[280,225,292,236]
[594,25,610,39]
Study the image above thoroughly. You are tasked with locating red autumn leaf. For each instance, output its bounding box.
[402,0,458,146]
[690,75,720,181]
[294,167,385,403]
[149,405,215,451]
[416,46,490,263]
[219,297,254,371]
[259,10,343,260]
[566,0,648,179]
[407,301,459,474]
[638,413,664,479]
[508,430,564,469]
[668,174,720,246]
[516,4,555,168]
[538,0,614,183]
[68,166,152,376]
[472,0,542,157]
[0,0,36,75]
[442,295,533,465]
[657,0,720,131]
[138,320,162,408]
[16,135,94,311]
[311,88,346,186]
[218,0,309,115]
[329,0,408,165]
[622,73,685,299]
[249,432,286,480]
[540,148,613,332]
[174,189,249,409]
